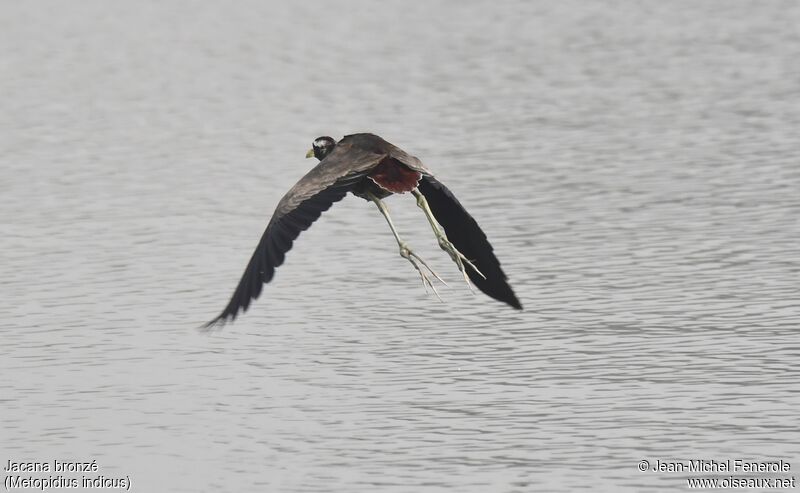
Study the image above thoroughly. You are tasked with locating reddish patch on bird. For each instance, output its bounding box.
[368,158,422,193]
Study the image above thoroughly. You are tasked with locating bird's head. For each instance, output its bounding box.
[305,136,337,161]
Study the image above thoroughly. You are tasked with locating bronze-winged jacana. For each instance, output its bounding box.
[205,133,521,327]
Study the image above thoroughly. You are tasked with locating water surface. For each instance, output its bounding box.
[1,1,798,491]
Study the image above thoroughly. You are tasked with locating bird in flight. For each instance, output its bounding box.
[205,133,521,327]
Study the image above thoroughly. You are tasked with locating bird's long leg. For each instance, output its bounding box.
[411,188,485,291]
[368,193,447,299]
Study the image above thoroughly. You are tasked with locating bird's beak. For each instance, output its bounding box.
[305,148,315,159]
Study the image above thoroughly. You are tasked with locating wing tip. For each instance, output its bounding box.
[500,290,523,310]
[198,311,235,332]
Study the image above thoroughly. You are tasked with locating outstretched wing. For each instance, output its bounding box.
[417,176,522,310]
[204,143,385,327]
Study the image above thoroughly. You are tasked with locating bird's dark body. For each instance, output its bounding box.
[205,133,520,327]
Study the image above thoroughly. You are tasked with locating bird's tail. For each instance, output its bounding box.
[417,176,521,309]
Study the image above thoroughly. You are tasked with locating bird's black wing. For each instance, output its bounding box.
[417,176,522,309]
[204,143,385,328]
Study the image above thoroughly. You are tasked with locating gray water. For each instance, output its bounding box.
[2,1,799,491]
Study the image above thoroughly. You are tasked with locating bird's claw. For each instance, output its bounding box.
[436,237,485,292]
[400,244,447,301]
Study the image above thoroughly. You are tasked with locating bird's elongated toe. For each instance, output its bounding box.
[399,242,447,300]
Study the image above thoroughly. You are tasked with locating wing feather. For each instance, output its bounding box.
[204,144,384,327]
[417,176,522,310]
